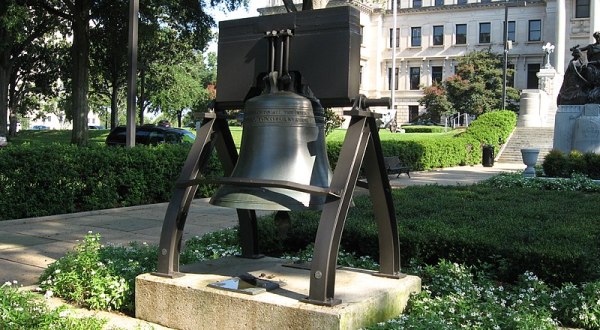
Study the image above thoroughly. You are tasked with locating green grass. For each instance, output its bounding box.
[8,129,110,146]
[7,126,459,147]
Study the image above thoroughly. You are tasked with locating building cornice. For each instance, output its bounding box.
[385,0,544,15]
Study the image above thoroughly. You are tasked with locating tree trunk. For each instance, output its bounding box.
[70,0,91,146]
[110,81,118,129]
[0,52,11,136]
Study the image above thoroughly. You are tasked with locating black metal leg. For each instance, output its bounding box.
[307,116,371,305]
[155,116,218,276]
[363,118,401,277]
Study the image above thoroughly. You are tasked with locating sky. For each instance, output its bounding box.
[207,1,263,53]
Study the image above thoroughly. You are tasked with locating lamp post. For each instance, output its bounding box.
[542,42,555,69]
[126,0,139,147]
[391,0,397,114]
[502,1,509,111]
[502,1,525,111]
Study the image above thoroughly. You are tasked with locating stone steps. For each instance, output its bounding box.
[497,127,554,164]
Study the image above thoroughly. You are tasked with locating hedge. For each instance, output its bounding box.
[256,186,600,286]
[329,110,516,170]
[0,144,221,220]
[0,110,516,219]
[400,126,446,133]
[543,149,600,179]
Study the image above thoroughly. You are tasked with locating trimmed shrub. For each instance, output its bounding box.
[258,185,600,286]
[401,125,446,133]
[0,144,221,220]
[542,149,600,179]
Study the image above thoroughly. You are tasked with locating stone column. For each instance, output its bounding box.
[555,0,566,73]
[592,0,600,37]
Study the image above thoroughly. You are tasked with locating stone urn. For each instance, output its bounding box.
[521,148,540,178]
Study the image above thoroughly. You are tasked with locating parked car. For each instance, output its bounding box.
[105,125,195,146]
[31,125,50,130]
[0,133,7,148]
[89,125,105,129]
[157,120,171,128]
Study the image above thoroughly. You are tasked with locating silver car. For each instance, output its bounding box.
[0,133,7,148]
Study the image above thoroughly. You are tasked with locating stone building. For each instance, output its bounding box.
[260,0,598,124]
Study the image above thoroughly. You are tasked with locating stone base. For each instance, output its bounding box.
[136,257,421,330]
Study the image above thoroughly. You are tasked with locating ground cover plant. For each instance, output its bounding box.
[0,281,106,329]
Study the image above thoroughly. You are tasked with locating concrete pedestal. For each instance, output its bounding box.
[136,257,421,330]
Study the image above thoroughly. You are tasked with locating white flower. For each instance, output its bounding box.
[54,269,61,274]
[44,290,54,299]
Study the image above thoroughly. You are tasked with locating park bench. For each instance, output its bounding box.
[383,157,411,178]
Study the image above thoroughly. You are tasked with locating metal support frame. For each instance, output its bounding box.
[306,97,401,306]
[154,112,261,277]
[155,101,399,305]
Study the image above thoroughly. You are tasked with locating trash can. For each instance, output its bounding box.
[482,144,494,167]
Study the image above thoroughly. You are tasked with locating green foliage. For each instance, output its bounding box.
[324,108,344,136]
[480,172,600,192]
[419,50,520,119]
[0,281,106,330]
[400,126,446,133]
[542,149,600,179]
[180,229,241,264]
[262,184,600,286]
[39,233,131,312]
[460,110,517,146]
[419,83,455,119]
[368,260,600,330]
[0,144,222,220]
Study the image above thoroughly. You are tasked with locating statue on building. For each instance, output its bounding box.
[557,31,600,105]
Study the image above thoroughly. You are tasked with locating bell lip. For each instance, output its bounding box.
[210,187,325,212]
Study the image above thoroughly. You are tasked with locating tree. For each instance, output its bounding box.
[146,52,218,127]
[419,82,454,122]
[0,1,60,136]
[37,0,248,145]
[420,50,520,119]
[89,0,128,130]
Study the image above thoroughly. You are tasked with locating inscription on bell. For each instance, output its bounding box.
[245,109,315,124]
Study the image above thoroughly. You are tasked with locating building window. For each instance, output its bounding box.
[360,65,363,86]
[411,27,422,47]
[413,0,422,8]
[481,0,491,3]
[505,21,515,42]
[457,0,467,4]
[433,26,444,46]
[409,105,419,122]
[456,24,467,45]
[575,0,590,18]
[435,0,444,5]
[360,26,364,44]
[431,66,443,84]
[527,63,540,89]
[528,20,541,41]
[410,67,420,90]
[479,22,491,44]
[388,67,399,90]
[389,28,400,48]
[388,0,400,10]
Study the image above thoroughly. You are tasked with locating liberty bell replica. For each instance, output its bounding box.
[210,30,332,211]
[154,6,404,309]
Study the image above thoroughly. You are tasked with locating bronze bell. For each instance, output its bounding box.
[210,87,332,211]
